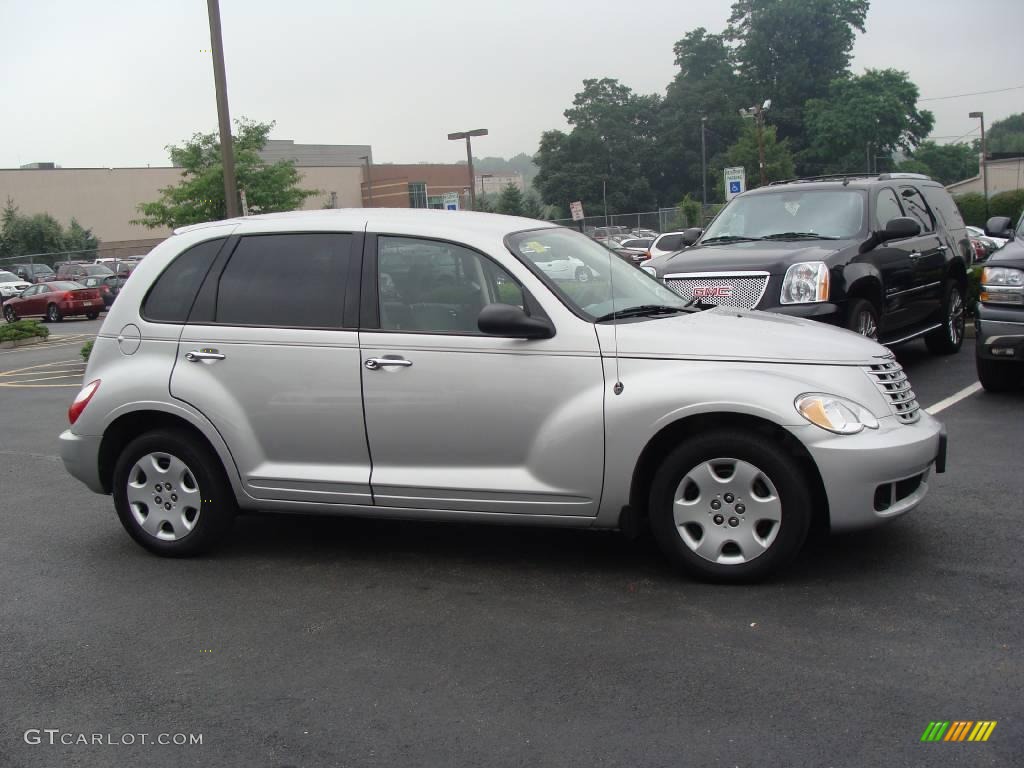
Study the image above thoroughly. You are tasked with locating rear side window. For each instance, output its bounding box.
[142,238,224,323]
[874,188,904,229]
[656,234,683,251]
[899,187,935,234]
[919,185,965,233]
[215,234,352,328]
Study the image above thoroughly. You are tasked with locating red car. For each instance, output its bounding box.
[3,281,104,323]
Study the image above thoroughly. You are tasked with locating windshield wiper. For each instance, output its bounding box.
[700,235,764,244]
[760,232,841,240]
[594,304,692,322]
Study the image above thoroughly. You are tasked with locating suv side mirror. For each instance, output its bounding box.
[681,228,703,246]
[878,217,921,242]
[477,303,554,339]
[985,216,1014,240]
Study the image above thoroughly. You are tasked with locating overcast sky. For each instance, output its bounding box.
[2,0,1022,168]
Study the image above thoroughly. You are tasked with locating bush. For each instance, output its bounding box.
[954,193,987,227]
[0,319,49,343]
[81,339,94,361]
[680,195,702,228]
[989,189,1024,223]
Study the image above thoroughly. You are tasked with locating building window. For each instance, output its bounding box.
[427,195,445,209]
[409,182,428,209]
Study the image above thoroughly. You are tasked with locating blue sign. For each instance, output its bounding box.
[729,181,742,194]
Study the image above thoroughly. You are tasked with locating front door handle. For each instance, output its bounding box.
[365,356,412,370]
[908,251,922,260]
[185,350,226,362]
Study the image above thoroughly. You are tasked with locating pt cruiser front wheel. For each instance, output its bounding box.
[649,431,812,582]
[112,429,236,556]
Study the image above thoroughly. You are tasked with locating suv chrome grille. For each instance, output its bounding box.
[662,272,769,309]
[864,359,920,424]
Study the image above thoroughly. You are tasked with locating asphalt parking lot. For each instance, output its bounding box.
[1,316,1021,768]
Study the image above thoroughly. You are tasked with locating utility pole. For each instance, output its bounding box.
[739,100,771,187]
[207,0,239,218]
[969,111,989,219]
[359,155,373,207]
[701,116,708,208]
[447,129,488,211]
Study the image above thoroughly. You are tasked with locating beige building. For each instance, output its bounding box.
[946,155,1024,198]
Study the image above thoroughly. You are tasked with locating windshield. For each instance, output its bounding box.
[703,188,867,241]
[0,271,19,282]
[84,265,113,275]
[508,228,691,321]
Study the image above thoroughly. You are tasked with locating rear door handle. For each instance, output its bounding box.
[365,357,412,370]
[185,350,226,362]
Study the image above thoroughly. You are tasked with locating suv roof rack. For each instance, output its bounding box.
[769,172,934,187]
[876,172,932,181]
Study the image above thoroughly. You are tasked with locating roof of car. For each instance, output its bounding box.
[175,209,559,239]
[749,173,939,195]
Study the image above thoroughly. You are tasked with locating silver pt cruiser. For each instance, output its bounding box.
[60,210,947,582]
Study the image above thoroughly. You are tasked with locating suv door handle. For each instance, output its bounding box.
[908,251,922,260]
[185,350,226,362]
[365,357,412,370]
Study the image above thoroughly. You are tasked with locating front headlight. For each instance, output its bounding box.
[780,262,830,304]
[641,266,658,278]
[981,266,1024,305]
[795,393,879,435]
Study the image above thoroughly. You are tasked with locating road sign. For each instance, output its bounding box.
[724,167,746,201]
[443,192,460,211]
[570,201,584,221]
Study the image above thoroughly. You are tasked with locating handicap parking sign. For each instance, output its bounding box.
[729,181,741,194]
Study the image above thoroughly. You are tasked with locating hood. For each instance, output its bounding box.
[598,306,887,365]
[987,237,1024,271]
[0,279,30,287]
[649,239,853,276]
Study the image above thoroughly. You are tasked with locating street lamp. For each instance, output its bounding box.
[969,111,988,218]
[739,99,772,186]
[359,155,373,207]
[447,129,488,211]
[479,172,493,197]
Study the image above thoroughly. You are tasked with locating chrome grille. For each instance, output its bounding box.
[864,358,920,424]
[662,272,769,309]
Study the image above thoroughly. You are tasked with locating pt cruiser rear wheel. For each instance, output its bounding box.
[649,431,812,582]
[112,429,236,556]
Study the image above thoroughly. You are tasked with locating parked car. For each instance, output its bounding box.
[967,225,1007,251]
[81,275,125,308]
[520,240,593,282]
[631,229,660,239]
[648,231,698,260]
[55,262,115,282]
[645,174,970,355]
[3,281,104,322]
[10,263,56,283]
[0,270,32,303]
[60,209,946,582]
[969,236,990,263]
[974,214,1024,391]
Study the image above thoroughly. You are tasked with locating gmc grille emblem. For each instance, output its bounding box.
[693,285,733,298]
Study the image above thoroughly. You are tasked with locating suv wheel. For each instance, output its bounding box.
[3,305,15,323]
[112,429,237,556]
[977,356,1020,393]
[925,280,965,355]
[46,303,62,323]
[648,431,812,582]
[846,298,879,340]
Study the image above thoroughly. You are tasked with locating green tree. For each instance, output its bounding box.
[63,218,100,259]
[134,118,318,228]
[987,113,1024,154]
[803,69,934,174]
[521,192,544,220]
[897,141,977,185]
[719,122,795,192]
[496,183,526,216]
[0,199,94,261]
[953,193,987,227]
[727,0,869,153]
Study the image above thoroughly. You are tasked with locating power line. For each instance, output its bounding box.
[919,84,1024,102]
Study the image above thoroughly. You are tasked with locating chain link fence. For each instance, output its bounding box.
[0,244,151,282]
[550,205,725,236]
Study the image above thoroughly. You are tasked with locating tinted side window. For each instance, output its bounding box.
[899,187,935,233]
[142,238,224,323]
[658,234,683,251]
[874,188,904,229]
[919,185,964,233]
[215,234,351,328]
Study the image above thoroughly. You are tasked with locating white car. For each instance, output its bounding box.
[519,239,594,282]
[0,270,32,302]
[967,226,1007,250]
[649,232,688,259]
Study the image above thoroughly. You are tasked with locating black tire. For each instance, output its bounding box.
[925,279,966,355]
[3,305,15,323]
[845,298,879,340]
[86,311,100,320]
[648,430,813,583]
[976,355,1020,393]
[112,429,237,557]
[46,303,62,323]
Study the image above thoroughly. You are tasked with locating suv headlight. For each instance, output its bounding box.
[780,262,830,304]
[795,393,879,435]
[981,266,1024,305]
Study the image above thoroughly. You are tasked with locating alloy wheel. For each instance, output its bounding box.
[3,305,14,322]
[47,304,60,322]
[856,309,877,339]
[947,288,964,345]
[125,452,202,541]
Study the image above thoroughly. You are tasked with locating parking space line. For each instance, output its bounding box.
[0,359,83,376]
[0,340,89,356]
[925,382,984,415]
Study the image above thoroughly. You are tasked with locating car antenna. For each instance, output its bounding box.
[607,238,624,396]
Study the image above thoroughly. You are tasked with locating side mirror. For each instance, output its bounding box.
[477,303,554,339]
[877,217,921,242]
[681,228,703,246]
[985,216,1013,240]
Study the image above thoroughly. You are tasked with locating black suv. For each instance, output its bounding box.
[645,174,970,354]
[975,212,1024,390]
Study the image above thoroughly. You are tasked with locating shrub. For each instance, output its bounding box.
[954,193,987,227]
[680,195,702,228]
[0,318,49,343]
[81,339,94,361]
[989,189,1024,223]
[966,265,982,317]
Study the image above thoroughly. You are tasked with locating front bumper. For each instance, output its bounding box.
[59,430,105,494]
[976,303,1024,362]
[795,411,945,532]
[768,301,843,325]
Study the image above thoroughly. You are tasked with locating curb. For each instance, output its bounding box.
[0,336,48,350]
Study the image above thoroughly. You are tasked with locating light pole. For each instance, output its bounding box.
[359,155,373,207]
[479,173,493,197]
[969,111,988,218]
[739,100,771,187]
[206,0,239,218]
[700,116,708,209]
[447,129,488,211]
